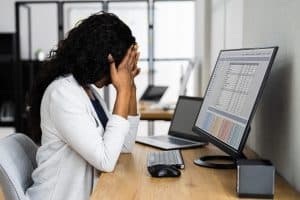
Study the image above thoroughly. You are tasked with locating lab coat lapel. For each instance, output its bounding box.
[67,74,102,129]
[89,85,110,118]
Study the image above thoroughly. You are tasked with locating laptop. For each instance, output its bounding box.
[136,96,208,150]
[140,85,168,102]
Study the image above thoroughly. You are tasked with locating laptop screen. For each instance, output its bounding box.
[169,97,205,141]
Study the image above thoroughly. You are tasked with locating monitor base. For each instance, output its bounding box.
[194,155,237,169]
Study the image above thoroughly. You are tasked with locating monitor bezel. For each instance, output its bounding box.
[168,96,207,142]
[192,46,278,159]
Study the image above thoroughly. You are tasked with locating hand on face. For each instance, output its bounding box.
[108,44,140,93]
[130,45,141,80]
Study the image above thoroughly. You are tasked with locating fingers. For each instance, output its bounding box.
[120,44,138,71]
[108,54,117,78]
[135,52,140,66]
[132,51,140,71]
[108,53,114,64]
[137,68,141,76]
[131,46,140,78]
[131,67,141,77]
[108,53,134,91]
[127,45,138,71]
[120,45,134,69]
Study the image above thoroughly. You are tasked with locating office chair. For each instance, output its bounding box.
[0,133,37,200]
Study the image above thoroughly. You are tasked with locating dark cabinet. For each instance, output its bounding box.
[0,33,16,127]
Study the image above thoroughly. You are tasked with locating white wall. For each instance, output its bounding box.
[194,0,211,95]
[210,0,225,68]
[204,0,300,192]
[197,0,243,96]
[243,0,300,191]
[210,0,243,62]
[0,0,15,32]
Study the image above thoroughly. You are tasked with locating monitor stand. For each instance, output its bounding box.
[193,155,244,169]
[194,126,250,169]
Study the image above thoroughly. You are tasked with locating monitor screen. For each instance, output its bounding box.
[193,47,278,156]
[169,96,205,141]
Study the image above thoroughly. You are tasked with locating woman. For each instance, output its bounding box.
[26,12,140,200]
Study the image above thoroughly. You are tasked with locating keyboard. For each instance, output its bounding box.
[147,150,185,169]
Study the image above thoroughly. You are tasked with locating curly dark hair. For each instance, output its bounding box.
[29,12,136,143]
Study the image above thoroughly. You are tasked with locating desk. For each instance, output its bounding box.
[140,108,173,121]
[139,103,174,136]
[90,144,300,200]
[139,102,173,121]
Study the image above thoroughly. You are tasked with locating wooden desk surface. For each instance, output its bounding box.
[139,103,173,121]
[91,144,300,200]
[140,108,173,121]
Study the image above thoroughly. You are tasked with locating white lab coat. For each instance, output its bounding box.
[26,74,139,200]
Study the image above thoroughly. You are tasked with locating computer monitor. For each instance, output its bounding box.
[192,47,278,169]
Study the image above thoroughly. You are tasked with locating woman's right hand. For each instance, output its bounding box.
[109,45,138,119]
[108,45,137,94]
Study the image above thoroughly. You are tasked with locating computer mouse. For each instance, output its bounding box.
[148,165,181,178]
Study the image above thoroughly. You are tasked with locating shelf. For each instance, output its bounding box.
[21,60,44,65]
[0,121,14,127]
[0,33,16,129]
[0,55,13,62]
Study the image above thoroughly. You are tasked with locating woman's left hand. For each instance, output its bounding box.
[130,45,141,81]
[128,45,140,116]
